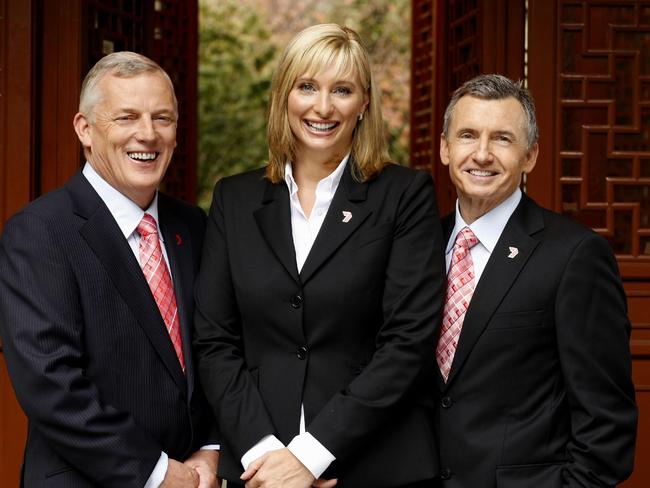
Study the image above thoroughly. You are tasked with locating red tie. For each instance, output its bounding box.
[137,213,185,372]
[436,226,479,382]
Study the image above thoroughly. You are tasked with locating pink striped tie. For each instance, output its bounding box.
[436,226,479,382]
[137,213,185,372]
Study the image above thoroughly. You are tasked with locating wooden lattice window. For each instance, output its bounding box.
[447,0,480,93]
[411,0,436,173]
[558,0,650,275]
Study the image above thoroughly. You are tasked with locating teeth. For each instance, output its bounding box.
[306,121,337,131]
[469,169,496,177]
[128,152,157,161]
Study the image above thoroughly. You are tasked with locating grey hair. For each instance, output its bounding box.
[78,51,178,121]
[442,74,539,149]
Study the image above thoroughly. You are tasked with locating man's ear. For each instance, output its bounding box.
[73,112,92,148]
[440,133,450,166]
[523,142,539,175]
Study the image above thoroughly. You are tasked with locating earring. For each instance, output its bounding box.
[358,112,364,121]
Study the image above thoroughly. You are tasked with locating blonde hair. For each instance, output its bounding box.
[266,24,389,182]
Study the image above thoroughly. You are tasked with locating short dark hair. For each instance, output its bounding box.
[443,74,538,149]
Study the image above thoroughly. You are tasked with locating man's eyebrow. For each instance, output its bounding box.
[492,129,518,138]
[454,126,477,134]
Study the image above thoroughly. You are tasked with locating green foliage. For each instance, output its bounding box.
[197,0,276,208]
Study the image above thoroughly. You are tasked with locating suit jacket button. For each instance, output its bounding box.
[441,396,453,409]
[296,345,308,360]
[440,468,452,480]
[290,294,303,309]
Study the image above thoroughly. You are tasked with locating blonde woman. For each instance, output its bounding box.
[195,24,445,488]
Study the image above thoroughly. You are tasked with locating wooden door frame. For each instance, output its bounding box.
[1,0,33,484]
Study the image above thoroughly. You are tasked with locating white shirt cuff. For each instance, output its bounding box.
[200,444,221,450]
[287,432,336,479]
[241,434,285,470]
[144,451,168,488]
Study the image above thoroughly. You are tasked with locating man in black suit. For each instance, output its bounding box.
[0,52,218,487]
[435,73,637,487]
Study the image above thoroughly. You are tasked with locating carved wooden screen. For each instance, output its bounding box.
[1,3,32,485]
[411,0,482,214]
[555,0,650,278]
[411,0,436,174]
[447,0,481,93]
[526,1,650,485]
[556,4,650,485]
[83,0,198,202]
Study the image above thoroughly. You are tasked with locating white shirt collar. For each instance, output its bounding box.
[284,153,350,197]
[82,162,162,241]
[447,188,522,255]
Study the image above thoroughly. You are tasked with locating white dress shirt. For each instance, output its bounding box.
[446,188,523,282]
[240,156,349,479]
[82,163,219,488]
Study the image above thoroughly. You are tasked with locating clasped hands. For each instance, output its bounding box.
[161,449,220,488]
[241,448,337,488]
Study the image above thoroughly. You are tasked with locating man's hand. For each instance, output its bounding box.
[161,459,200,487]
[313,478,338,487]
[240,448,318,488]
[184,449,220,488]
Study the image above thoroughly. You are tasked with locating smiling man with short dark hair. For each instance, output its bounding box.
[435,73,637,487]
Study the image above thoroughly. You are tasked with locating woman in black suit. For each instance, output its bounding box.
[194,24,445,488]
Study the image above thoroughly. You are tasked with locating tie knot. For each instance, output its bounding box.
[137,213,158,237]
[455,226,478,251]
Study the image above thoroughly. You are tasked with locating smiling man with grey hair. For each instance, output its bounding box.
[0,51,219,487]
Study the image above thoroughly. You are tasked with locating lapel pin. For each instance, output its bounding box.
[175,234,183,246]
[507,246,519,259]
[342,211,352,223]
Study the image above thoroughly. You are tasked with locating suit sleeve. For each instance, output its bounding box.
[189,205,224,450]
[555,232,637,486]
[0,212,161,488]
[307,171,446,459]
[194,179,277,460]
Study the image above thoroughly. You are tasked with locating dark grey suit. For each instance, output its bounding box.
[0,171,214,487]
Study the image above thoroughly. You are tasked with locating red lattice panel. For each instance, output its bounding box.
[411,0,436,172]
[558,0,650,271]
[447,0,480,94]
[85,0,146,63]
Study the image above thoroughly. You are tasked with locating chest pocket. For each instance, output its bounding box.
[487,309,545,330]
[351,221,394,250]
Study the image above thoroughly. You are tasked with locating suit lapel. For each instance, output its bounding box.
[445,195,544,388]
[159,196,195,399]
[254,180,300,284]
[67,172,187,395]
[299,163,371,285]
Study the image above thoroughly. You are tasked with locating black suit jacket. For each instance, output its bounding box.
[0,171,214,487]
[194,163,446,487]
[436,194,637,487]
